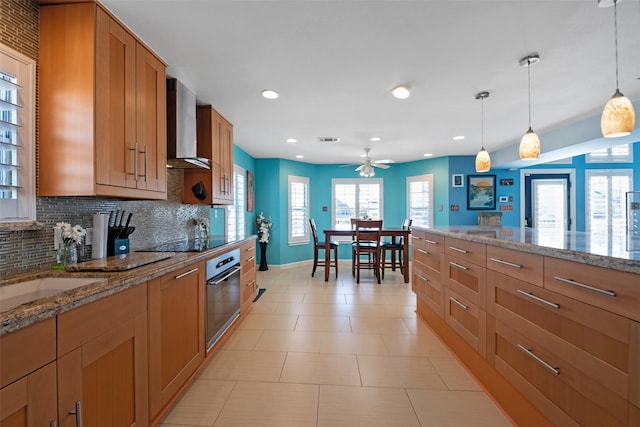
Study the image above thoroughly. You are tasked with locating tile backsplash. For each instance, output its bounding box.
[1,169,211,276]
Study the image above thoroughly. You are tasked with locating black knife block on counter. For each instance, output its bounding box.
[107,238,130,257]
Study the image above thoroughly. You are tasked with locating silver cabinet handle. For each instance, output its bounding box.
[246,246,255,252]
[425,239,438,245]
[449,246,468,254]
[417,274,429,283]
[246,280,255,287]
[553,276,616,297]
[417,248,428,255]
[449,261,468,270]
[246,256,255,263]
[449,297,469,310]
[175,268,198,280]
[490,258,522,269]
[50,422,57,427]
[128,143,138,181]
[517,344,560,375]
[411,235,422,240]
[516,290,560,309]
[141,146,148,181]
[68,401,82,427]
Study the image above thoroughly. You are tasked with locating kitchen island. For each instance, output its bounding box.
[411,225,639,427]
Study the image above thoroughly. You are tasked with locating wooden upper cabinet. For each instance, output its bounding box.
[39,2,167,200]
[184,106,234,205]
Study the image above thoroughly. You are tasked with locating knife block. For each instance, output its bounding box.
[108,238,130,257]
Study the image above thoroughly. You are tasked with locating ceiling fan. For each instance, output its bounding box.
[340,148,391,177]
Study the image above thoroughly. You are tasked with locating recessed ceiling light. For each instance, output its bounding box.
[453,135,465,141]
[286,138,297,143]
[296,155,304,159]
[391,85,410,99]
[369,137,381,142]
[423,153,433,157]
[261,89,279,99]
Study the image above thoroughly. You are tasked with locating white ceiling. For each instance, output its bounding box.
[101,0,640,166]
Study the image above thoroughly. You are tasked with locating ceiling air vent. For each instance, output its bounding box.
[317,137,340,143]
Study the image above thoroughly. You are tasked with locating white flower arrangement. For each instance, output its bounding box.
[55,222,86,245]
[256,212,273,243]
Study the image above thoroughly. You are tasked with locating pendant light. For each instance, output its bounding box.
[600,0,635,137]
[519,54,541,160]
[474,91,491,173]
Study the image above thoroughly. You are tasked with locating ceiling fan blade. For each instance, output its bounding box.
[339,163,361,168]
[354,165,364,171]
[372,163,390,169]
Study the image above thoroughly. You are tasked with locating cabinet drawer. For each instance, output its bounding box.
[240,240,257,265]
[445,253,486,309]
[413,261,444,318]
[445,237,486,267]
[444,287,486,356]
[413,244,444,277]
[544,257,640,322]
[493,319,628,427]
[487,245,543,286]
[0,318,56,388]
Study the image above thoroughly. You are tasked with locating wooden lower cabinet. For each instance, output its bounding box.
[0,362,57,427]
[148,262,205,420]
[413,259,444,318]
[444,287,486,356]
[240,239,257,314]
[445,253,486,309]
[57,284,148,427]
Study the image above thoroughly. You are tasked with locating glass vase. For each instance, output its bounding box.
[57,241,78,267]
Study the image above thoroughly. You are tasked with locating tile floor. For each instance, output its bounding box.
[160,263,514,427]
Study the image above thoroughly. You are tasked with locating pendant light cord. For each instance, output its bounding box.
[614,0,620,90]
[481,96,485,150]
[527,59,532,129]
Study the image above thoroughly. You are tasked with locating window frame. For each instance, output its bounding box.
[331,178,384,230]
[585,143,633,163]
[288,175,310,245]
[406,174,434,228]
[226,164,246,240]
[585,168,633,235]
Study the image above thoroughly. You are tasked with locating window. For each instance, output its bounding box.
[0,43,35,222]
[407,174,433,227]
[332,178,383,229]
[226,165,246,240]
[586,143,633,163]
[586,169,633,252]
[288,175,309,245]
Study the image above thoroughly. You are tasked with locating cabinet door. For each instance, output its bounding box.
[95,7,137,190]
[219,114,234,201]
[240,240,257,314]
[148,263,205,419]
[0,362,57,427]
[135,43,166,193]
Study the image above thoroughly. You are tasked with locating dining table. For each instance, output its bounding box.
[322,228,411,282]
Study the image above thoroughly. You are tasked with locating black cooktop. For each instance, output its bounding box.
[138,238,227,252]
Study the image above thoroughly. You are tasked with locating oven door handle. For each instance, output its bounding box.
[208,265,242,285]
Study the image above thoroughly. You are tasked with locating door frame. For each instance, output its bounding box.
[520,168,576,231]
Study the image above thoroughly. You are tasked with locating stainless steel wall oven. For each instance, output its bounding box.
[205,249,241,351]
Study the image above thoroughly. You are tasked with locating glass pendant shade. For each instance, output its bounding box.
[475,148,490,173]
[601,89,635,137]
[519,128,540,160]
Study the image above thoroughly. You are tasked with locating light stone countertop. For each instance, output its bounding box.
[0,236,257,336]
[413,225,640,275]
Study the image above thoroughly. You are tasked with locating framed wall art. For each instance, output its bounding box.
[452,174,464,187]
[467,175,496,210]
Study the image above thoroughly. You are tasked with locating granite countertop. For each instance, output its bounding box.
[0,236,256,336]
[413,225,640,275]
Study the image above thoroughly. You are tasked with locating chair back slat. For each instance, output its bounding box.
[355,219,383,246]
[309,218,319,245]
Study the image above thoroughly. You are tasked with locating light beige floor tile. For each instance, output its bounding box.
[369,304,417,318]
[381,333,453,358]
[358,355,448,389]
[214,381,318,427]
[317,385,420,427]
[258,291,304,303]
[249,300,279,314]
[254,330,322,352]
[280,352,361,386]
[302,293,348,304]
[430,357,482,391]
[295,315,352,332]
[199,349,286,382]
[219,329,262,351]
[319,332,388,355]
[236,313,298,330]
[161,378,235,426]
[402,317,438,335]
[350,316,412,335]
[407,389,513,427]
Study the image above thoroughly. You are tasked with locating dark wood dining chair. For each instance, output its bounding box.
[353,219,383,284]
[380,218,412,279]
[309,218,339,278]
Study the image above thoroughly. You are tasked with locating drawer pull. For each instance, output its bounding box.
[425,239,438,245]
[553,276,617,297]
[246,280,255,287]
[246,246,255,251]
[411,235,422,240]
[449,261,468,270]
[69,401,83,427]
[417,248,428,255]
[175,268,198,280]
[449,297,469,310]
[517,290,560,309]
[246,256,256,263]
[490,258,522,269]
[449,246,468,254]
[50,422,57,427]
[517,344,560,375]
[417,274,429,283]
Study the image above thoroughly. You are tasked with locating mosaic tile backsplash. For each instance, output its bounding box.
[1,169,211,276]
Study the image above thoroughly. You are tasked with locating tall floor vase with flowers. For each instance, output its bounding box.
[256,213,272,271]
[54,222,86,268]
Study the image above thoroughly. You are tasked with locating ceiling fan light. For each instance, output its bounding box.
[391,85,410,99]
[601,90,635,137]
[519,128,540,160]
[475,148,491,173]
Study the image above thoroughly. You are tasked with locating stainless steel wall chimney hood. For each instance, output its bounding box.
[166,78,211,169]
